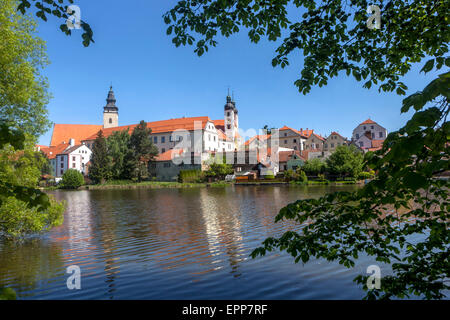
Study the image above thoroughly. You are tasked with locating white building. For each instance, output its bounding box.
[55,141,92,177]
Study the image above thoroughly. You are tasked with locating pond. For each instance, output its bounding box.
[0,184,395,299]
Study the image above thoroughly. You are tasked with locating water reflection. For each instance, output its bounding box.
[0,185,385,299]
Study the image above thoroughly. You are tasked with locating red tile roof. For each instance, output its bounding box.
[50,124,103,146]
[310,132,326,141]
[328,131,347,140]
[40,143,71,159]
[60,144,83,155]
[360,118,377,125]
[212,119,224,131]
[83,116,213,141]
[279,126,310,138]
[278,150,305,163]
[298,129,314,137]
[244,134,271,146]
[154,149,184,162]
[371,139,384,149]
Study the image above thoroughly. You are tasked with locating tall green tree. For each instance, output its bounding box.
[165,0,449,299]
[0,0,51,137]
[326,145,364,178]
[106,129,131,180]
[302,158,326,175]
[88,131,111,184]
[126,121,158,182]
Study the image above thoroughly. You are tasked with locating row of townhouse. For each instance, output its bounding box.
[243,118,388,172]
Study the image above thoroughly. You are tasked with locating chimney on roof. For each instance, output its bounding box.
[69,138,75,147]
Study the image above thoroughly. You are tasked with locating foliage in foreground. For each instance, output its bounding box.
[164,0,449,299]
[0,123,65,238]
[0,0,51,138]
[252,75,449,299]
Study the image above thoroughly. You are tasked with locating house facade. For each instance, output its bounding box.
[55,143,92,177]
[352,119,387,152]
[323,132,348,152]
[272,126,307,151]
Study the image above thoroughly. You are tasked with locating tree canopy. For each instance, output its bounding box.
[164,0,448,94]
[0,0,51,137]
[326,145,364,178]
[16,0,94,47]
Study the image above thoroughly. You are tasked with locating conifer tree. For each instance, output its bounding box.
[88,130,111,184]
[126,121,158,181]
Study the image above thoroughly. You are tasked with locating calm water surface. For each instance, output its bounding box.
[0,185,390,299]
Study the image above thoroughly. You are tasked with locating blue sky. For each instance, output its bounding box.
[36,0,439,145]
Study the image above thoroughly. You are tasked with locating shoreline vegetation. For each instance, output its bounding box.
[40,179,365,191]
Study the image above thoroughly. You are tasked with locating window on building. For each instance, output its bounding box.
[154,136,157,143]
[372,133,375,139]
[325,143,328,148]
[214,136,216,141]
[284,140,287,144]
[293,139,297,143]
[169,135,173,142]
[363,126,366,130]
[227,124,231,129]
[72,163,76,168]
[61,163,64,168]
[284,133,287,137]
[371,125,374,129]
[161,136,165,143]
[359,141,364,147]
[60,169,64,175]
[227,112,230,116]
[161,148,165,153]
[356,134,359,139]
[109,118,112,124]
[379,132,383,138]
[331,143,334,148]
[72,156,76,161]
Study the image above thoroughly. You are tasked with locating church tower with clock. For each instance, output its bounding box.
[103,86,119,129]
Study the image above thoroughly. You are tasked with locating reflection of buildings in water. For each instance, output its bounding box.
[198,188,245,277]
[58,190,120,299]
[92,192,122,299]
[55,190,97,269]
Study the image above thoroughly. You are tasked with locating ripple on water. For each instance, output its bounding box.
[0,185,422,299]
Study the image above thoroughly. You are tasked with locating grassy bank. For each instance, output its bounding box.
[40,179,362,191]
[86,180,232,190]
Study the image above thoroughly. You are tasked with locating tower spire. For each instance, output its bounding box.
[103,86,119,129]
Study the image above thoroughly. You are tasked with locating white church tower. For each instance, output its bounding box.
[224,92,238,141]
[103,86,119,129]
